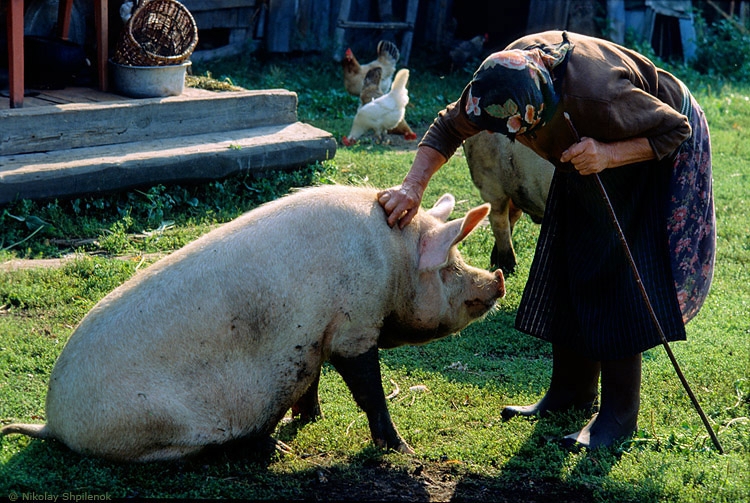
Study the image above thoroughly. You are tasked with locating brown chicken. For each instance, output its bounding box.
[359,67,383,106]
[342,40,400,97]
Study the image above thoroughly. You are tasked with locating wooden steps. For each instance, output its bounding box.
[0,88,336,205]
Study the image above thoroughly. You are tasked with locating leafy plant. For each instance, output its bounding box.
[691,16,750,82]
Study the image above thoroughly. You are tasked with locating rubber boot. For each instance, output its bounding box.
[501,344,600,420]
[561,353,641,450]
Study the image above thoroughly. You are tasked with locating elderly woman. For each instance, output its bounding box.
[378,31,715,449]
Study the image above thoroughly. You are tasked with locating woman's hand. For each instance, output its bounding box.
[561,137,655,175]
[377,145,448,229]
[377,183,424,229]
[560,137,613,175]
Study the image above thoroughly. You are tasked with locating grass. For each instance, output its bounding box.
[0,47,749,502]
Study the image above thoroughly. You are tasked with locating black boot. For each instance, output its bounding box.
[502,344,600,420]
[561,353,641,449]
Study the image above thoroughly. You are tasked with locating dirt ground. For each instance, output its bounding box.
[300,461,595,502]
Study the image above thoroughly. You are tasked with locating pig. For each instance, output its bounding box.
[464,130,554,273]
[2,184,504,462]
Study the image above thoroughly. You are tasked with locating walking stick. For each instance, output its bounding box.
[563,112,724,454]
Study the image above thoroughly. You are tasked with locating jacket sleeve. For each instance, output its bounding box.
[565,74,691,161]
[564,60,691,160]
[418,84,483,160]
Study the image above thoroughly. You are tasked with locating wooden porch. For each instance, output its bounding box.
[0,86,337,205]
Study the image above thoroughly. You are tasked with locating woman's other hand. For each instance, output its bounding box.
[561,137,655,175]
[560,137,613,175]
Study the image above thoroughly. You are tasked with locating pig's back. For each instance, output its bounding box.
[44,185,404,459]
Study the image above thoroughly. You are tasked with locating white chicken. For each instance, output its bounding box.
[358,66,417,141]
[342,69,410,146]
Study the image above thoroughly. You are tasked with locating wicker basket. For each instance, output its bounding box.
[113,0,198,66]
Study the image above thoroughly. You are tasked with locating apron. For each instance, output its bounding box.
[515,87,715,360]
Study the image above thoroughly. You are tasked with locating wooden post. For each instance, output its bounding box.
[95,0,109,91]
[8,0,24,108]
[267,0,296,53]
[400,0,419,65]
[333,0,352,61]
[57,0,74,40]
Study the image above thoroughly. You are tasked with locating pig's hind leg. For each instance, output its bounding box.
[291,370,323,422]
[330,347,414,454]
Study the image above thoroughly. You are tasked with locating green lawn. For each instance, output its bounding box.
[0,51,748,502]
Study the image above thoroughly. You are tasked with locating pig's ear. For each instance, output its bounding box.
[418,203,490,271]
[425,194,455,222]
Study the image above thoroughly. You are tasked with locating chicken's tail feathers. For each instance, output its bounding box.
[390,69,410,93]
[377,40,400,64]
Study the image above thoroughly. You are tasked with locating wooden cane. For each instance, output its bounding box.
[563,112,723,454]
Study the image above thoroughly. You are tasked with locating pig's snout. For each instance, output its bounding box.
[464,269,505,316]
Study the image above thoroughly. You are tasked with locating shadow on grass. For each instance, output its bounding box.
[1,414,642,502]
[1,436,435,501]
[449,407,641,503]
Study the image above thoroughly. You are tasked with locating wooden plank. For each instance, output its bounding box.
[0,89,298,156]
[0,122,336,204]
[267,0,295,52]
[192,8,255,30]
[39,88,124,105]
[182,0,257,12]
[338,20,413,30]
[295,0,331,52]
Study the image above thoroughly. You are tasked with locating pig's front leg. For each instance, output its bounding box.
[330,347,414,454]
[291,370,323,422]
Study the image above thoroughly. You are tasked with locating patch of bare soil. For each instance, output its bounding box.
[1,253,166,272]
[383,129,424,153]
[306,462,595,502]
[338,127,425,154]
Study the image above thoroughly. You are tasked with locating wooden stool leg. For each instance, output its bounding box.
[8,0,24,108]
[57,0,74,39]
[95,0,109,91]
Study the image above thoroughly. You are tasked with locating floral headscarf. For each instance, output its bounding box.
[465,34,572,139]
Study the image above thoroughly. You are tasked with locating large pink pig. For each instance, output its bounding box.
[2,185,504,462]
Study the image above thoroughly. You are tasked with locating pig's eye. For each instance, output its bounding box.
[440,263,462,281]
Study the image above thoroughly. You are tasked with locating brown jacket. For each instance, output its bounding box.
[421,31,691,169]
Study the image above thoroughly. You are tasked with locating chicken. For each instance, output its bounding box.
[358,67,417,141]
[342,40,400,97]
[359,67,383,106]
[449,33,488,72]
[343,69,410,146]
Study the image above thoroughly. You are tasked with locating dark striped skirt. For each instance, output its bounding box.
[515,94,715,360]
